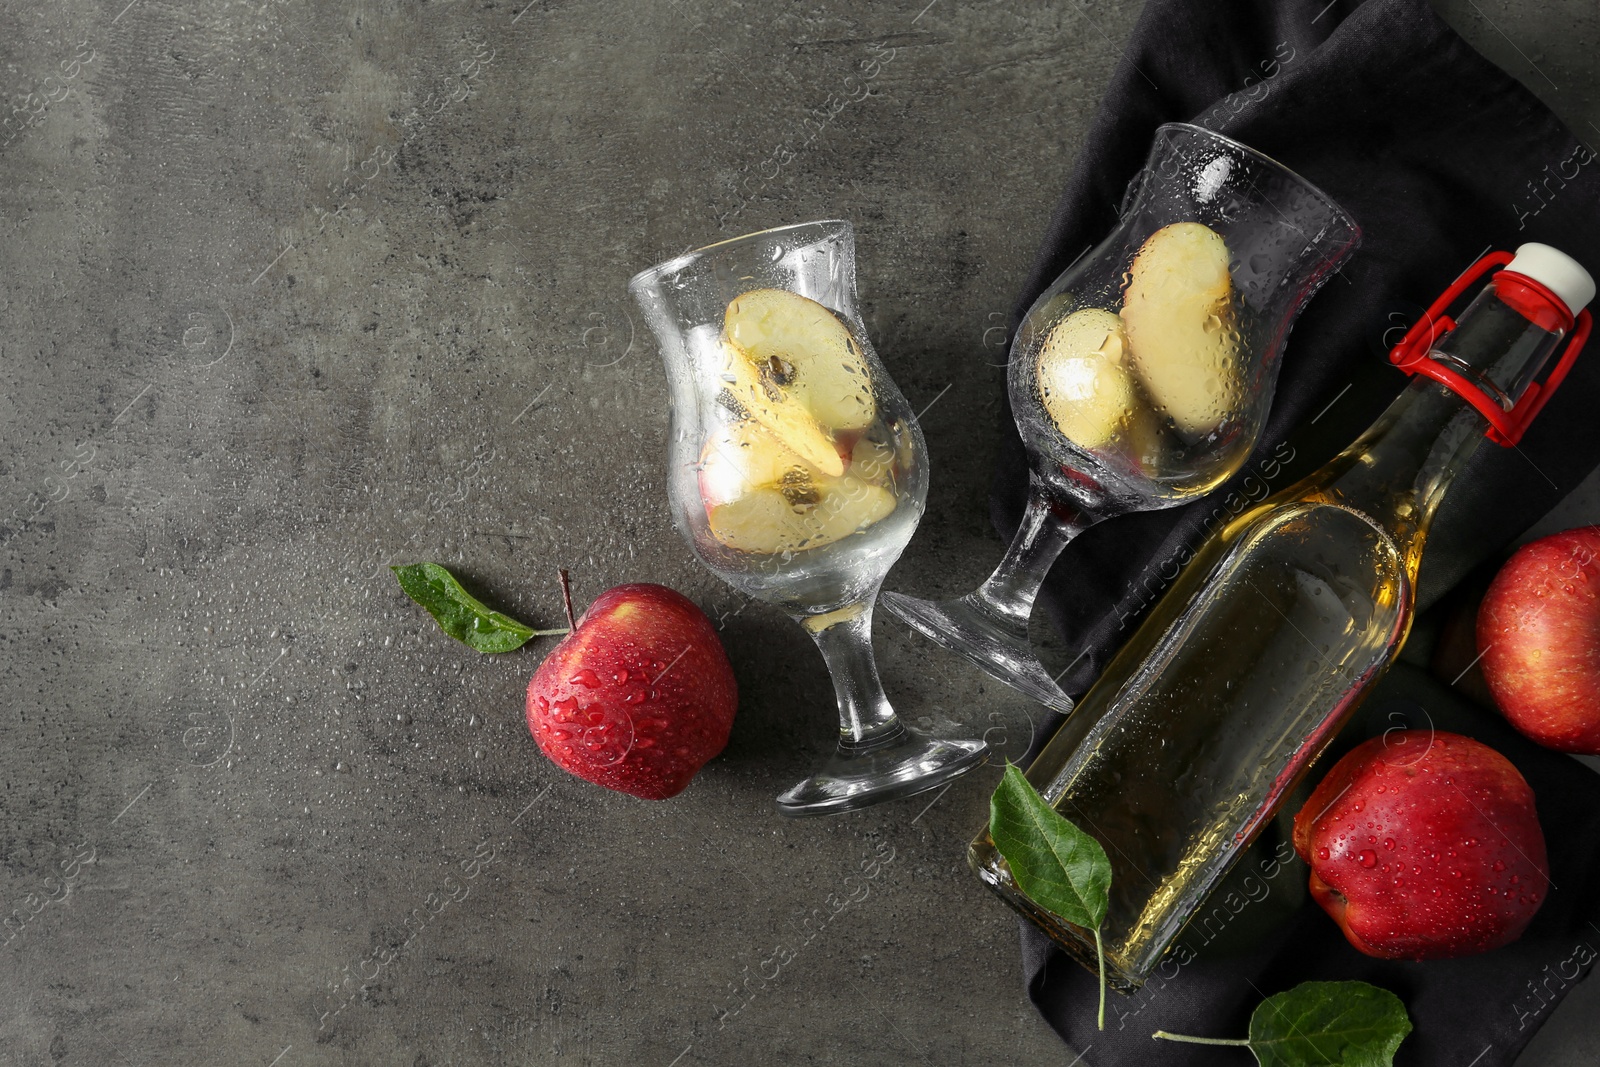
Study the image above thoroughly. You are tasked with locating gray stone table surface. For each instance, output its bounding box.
[2,0,1598,1064]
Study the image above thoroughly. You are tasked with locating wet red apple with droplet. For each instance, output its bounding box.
[1477,526,1600,754]
[526,579,737,800]
[1293,730,1548,960]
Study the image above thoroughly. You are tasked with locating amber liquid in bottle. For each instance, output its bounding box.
[971,279,1571,990]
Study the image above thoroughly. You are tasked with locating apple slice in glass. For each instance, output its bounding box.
[719,288,876,476]
[699,420,895,555]
[1121,221,1241,437]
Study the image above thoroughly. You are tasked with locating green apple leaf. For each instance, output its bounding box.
[1247,981,1411,1067]
[1153,980,1412,1066]
[989,763,1112,1029]
[988,764,1111,929]
[391,562,567,653]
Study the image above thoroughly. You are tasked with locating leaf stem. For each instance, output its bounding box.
[528,627,570,637]
[1095,927,1106,1031]
[1151,1031,1251,1046]
[558,568,576,629]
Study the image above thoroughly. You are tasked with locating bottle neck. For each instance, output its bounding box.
[1309,283,1568,566]
[1314,378,1482,566]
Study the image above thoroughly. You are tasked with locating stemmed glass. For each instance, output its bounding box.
[630,220,988,816]
[882,124,1361,713]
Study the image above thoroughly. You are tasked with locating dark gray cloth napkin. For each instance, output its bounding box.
[991,0,1600,1063]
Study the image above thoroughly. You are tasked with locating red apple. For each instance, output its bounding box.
[1477,526,1600,754]
[1293,731,1548,960]
[527,582,737,800]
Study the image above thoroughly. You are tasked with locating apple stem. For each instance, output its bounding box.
[558,568,576,630]
[1151,1032,1251,1047]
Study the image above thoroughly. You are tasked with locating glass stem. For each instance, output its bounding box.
[801,599,906,752]
[971,480,1097,633]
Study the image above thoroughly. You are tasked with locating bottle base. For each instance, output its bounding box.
[968,831,1146,995]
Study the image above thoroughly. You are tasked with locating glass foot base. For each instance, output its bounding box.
[775,728,989,817]
[880,590,1075,715]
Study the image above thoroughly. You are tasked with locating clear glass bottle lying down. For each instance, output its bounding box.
[970,243,1594,990]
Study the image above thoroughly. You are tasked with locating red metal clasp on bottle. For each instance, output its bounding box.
[1388,251,1592,446]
